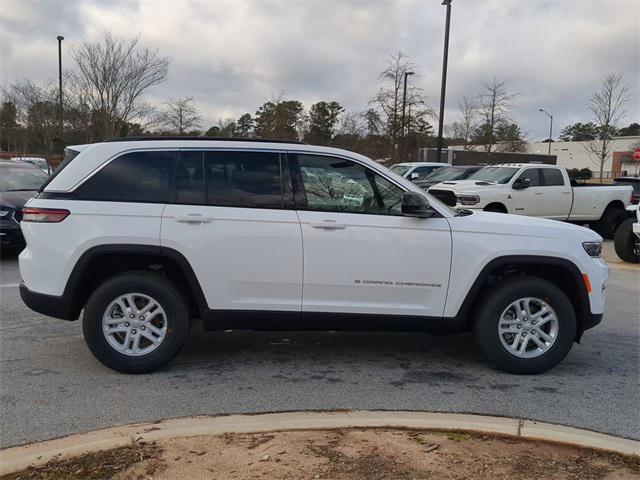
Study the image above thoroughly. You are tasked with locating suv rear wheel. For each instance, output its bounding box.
[473,276,576,374]
[83,272,189,373]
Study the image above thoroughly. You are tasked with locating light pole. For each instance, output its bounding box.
[436,0,452,163]
[401,70,415,161]
[539,108,553,155]
[57,35,64,156]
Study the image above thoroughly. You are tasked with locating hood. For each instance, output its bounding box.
[430,179,501,194]
[0,190,38,209]
[449,210,601,242]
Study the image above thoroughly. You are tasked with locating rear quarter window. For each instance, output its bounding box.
[75,151,178,203]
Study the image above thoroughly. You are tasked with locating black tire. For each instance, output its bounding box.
[484,203,507,213]
[83,271,189,373]
[593,207,626,239]
[473,276,576,375]
[614,218,640,263]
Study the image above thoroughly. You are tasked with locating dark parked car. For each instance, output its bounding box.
[0,161,48,249]
[613,176,640,205]
[414,165,484,190]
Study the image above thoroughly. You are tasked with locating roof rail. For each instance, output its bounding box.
[103,136,306,145]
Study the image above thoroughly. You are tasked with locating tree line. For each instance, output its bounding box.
[0,29,636,175]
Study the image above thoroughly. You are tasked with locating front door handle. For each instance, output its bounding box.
[175,215,213,224]
[309,220,347,230]
[534,192,543,195]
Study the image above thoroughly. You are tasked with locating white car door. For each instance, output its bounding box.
[293,153,451,317]
[509,168,544,216]
[541,168,572,220]
[161,149,303,312]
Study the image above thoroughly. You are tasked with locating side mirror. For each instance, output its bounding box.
[410,172,420,180]
[401,191,435,218]
[513,178,531,190]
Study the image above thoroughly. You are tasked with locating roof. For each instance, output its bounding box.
[103,136,305,145]
[487,163,559,168]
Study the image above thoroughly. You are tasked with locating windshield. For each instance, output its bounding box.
[391,165,411,176]
[423,167,469,182]
[468,167,518,184]
[0,166,48,192]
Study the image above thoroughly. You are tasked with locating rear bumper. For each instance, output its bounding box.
[19,283,78,320]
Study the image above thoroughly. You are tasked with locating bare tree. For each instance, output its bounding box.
[160,97,202,134]
[584,73,634,180]
[1,79,59,153]
[477,77,516,154]
[446,95,478,150]
[68,29,170,139]
[370,51,431,163]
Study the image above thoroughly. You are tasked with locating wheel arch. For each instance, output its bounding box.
[454,255,591,341]
[602,200,626,215]
[64,244,208,319]
[483,202,508,213]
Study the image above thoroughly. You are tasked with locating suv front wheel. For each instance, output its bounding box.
[474,276,576,374]
[83,272,190,373]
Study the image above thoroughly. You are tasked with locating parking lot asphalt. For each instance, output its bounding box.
[1,242,638,449]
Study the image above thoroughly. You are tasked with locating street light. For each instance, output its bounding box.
[539,108,553,155]
[436,0,452,163]
[57,35,64,155]
[401,71,415,161]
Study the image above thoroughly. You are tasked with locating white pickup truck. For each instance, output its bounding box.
[428,164,633,238]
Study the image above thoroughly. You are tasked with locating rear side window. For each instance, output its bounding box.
[172,150,284,208]
[206,151,282,208]
[76,151,178,202]
[542,169,564,186]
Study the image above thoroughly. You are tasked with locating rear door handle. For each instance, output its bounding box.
[309,220,347,230]
[175,215,213,224]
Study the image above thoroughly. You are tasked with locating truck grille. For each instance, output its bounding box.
[428,189,457,207]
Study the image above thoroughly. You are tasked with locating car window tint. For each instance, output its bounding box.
[76,151,177,202]
[542,168,564,186]
[174,151,205,204]
[204,151,283,208]
[517,168,541,187]
[297,154,404,215]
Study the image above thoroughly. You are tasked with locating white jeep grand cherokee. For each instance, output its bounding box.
[19,138,608,374]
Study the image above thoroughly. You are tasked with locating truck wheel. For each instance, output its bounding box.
[593,207,626,239]
[473,276,576,375]
[83,272,190,373]
[614,218,640,263]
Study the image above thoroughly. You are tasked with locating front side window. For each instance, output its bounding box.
[296,155,404,215]
[76,151,177,202]
[516,168,541,187]
[542,168,565,186]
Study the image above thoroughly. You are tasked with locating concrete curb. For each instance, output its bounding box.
[1,411,638,475]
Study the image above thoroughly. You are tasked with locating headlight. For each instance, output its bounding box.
[457,194,480,205]
[0,210,10,217]
[582,241,602,257]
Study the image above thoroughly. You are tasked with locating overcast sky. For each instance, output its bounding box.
[1,0,638,141]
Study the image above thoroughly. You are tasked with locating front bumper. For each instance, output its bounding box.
[0,222,25,248]
[19,283,78,320]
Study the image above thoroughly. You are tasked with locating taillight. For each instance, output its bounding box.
[21,207,70,223]
[632,193,639,205]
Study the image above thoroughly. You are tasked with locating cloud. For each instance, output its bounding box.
[1,0,638,140]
